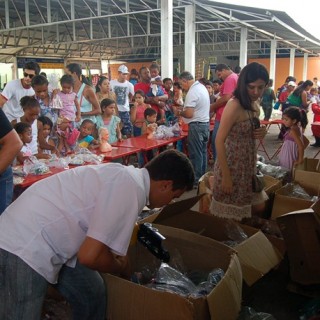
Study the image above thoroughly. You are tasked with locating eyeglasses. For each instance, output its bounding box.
[23,72,35,79]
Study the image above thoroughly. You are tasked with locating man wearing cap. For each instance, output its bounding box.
[279,80,297,112]
[110,65,134,137]
[0,61,41,121]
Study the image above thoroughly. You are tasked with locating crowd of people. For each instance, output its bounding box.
[0,59,319,319]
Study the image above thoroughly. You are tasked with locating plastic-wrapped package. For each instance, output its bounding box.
[207,268,224,285]
[23,156,50,175]
[52,94,63,109]
[225,219,248,243]
[238,306,276,319]
[153,125,178,140]
[70,148,104,165]
[257,161,290,180]
[153,263,196,296]
[46,154,70,169]
[281,183,314,200]
[191,268,225,298]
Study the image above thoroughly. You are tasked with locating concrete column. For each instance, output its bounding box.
[270,40,277,86]
[161,0,173,79]
[185,5,195,75]
[303,53,308,81]
[239,27,248,68]
[289,48,295,77]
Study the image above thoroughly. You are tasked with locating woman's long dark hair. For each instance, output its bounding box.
[292,80,313,97]
[95,76,108,93]
[233,62,269,111]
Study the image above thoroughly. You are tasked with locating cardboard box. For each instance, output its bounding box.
[143,196,282,286]
[277,201,320,285]
[263,175,282,196]
[294,158,320,195]
[271,182,316,220]
[103,225,242,320]
[239,218,286,256]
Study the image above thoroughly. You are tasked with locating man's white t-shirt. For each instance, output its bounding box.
[182,81,210,124]
[2,79,35,121]
[0,163,150,283]
[110,80,134,112]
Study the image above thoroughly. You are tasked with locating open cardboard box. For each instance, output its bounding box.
[271,181,318,220]
[277,201,320,285]
[102,225,242,320]
[293,158,320,196]
[142,196,282,286]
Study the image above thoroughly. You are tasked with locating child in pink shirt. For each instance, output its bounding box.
[57,75,81,123]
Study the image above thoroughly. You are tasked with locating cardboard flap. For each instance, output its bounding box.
[207,254,242,320]
[153,195,204,223]
[235,231,282,286]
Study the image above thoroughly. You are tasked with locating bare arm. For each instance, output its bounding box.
[77,236,130,278]
[290,127,305,166]
[173,106,194,119]
[210,93,232,113]
[0,130,22,173]
[301,91,309,108]
[130,104,137,124]
[116,123,122,141]
[83,86,102,116]
[0,95,7,108]
[74,96,81,122]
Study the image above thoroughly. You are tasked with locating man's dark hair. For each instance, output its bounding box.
[24,61,40,75]
[145,149,195,191]
[215,64,230,72]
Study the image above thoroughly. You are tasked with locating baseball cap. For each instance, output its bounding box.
[118,65,129,74]
[287,81,297,87]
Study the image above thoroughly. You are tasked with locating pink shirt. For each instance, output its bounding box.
[58,91,77,121]
[215,73,238,121]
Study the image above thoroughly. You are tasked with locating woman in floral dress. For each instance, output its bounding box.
[210,62,268,221]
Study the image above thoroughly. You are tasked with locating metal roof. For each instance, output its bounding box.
[0,0,319,63]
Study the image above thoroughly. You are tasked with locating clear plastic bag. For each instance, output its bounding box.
[281,183,313,200]
[154,263,196,296]
[23,157,50,175]
[238,306,276,319]
[46,154,70,169]
[257,161,290,180]
[52,94,63,109]
[225,219,248,243]
[71,148,104,165]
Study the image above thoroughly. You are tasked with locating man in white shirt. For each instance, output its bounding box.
[110,65,134,137]
[0,149,194,320]
[174,71,210,187]
[0,61,40,121]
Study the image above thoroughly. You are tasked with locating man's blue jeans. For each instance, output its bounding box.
[188,122,209,182]
[0,249,106,320]
[0,166,13,214]
[211,120,220,161]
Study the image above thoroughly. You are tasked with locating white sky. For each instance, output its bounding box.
[217,0,320,41]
